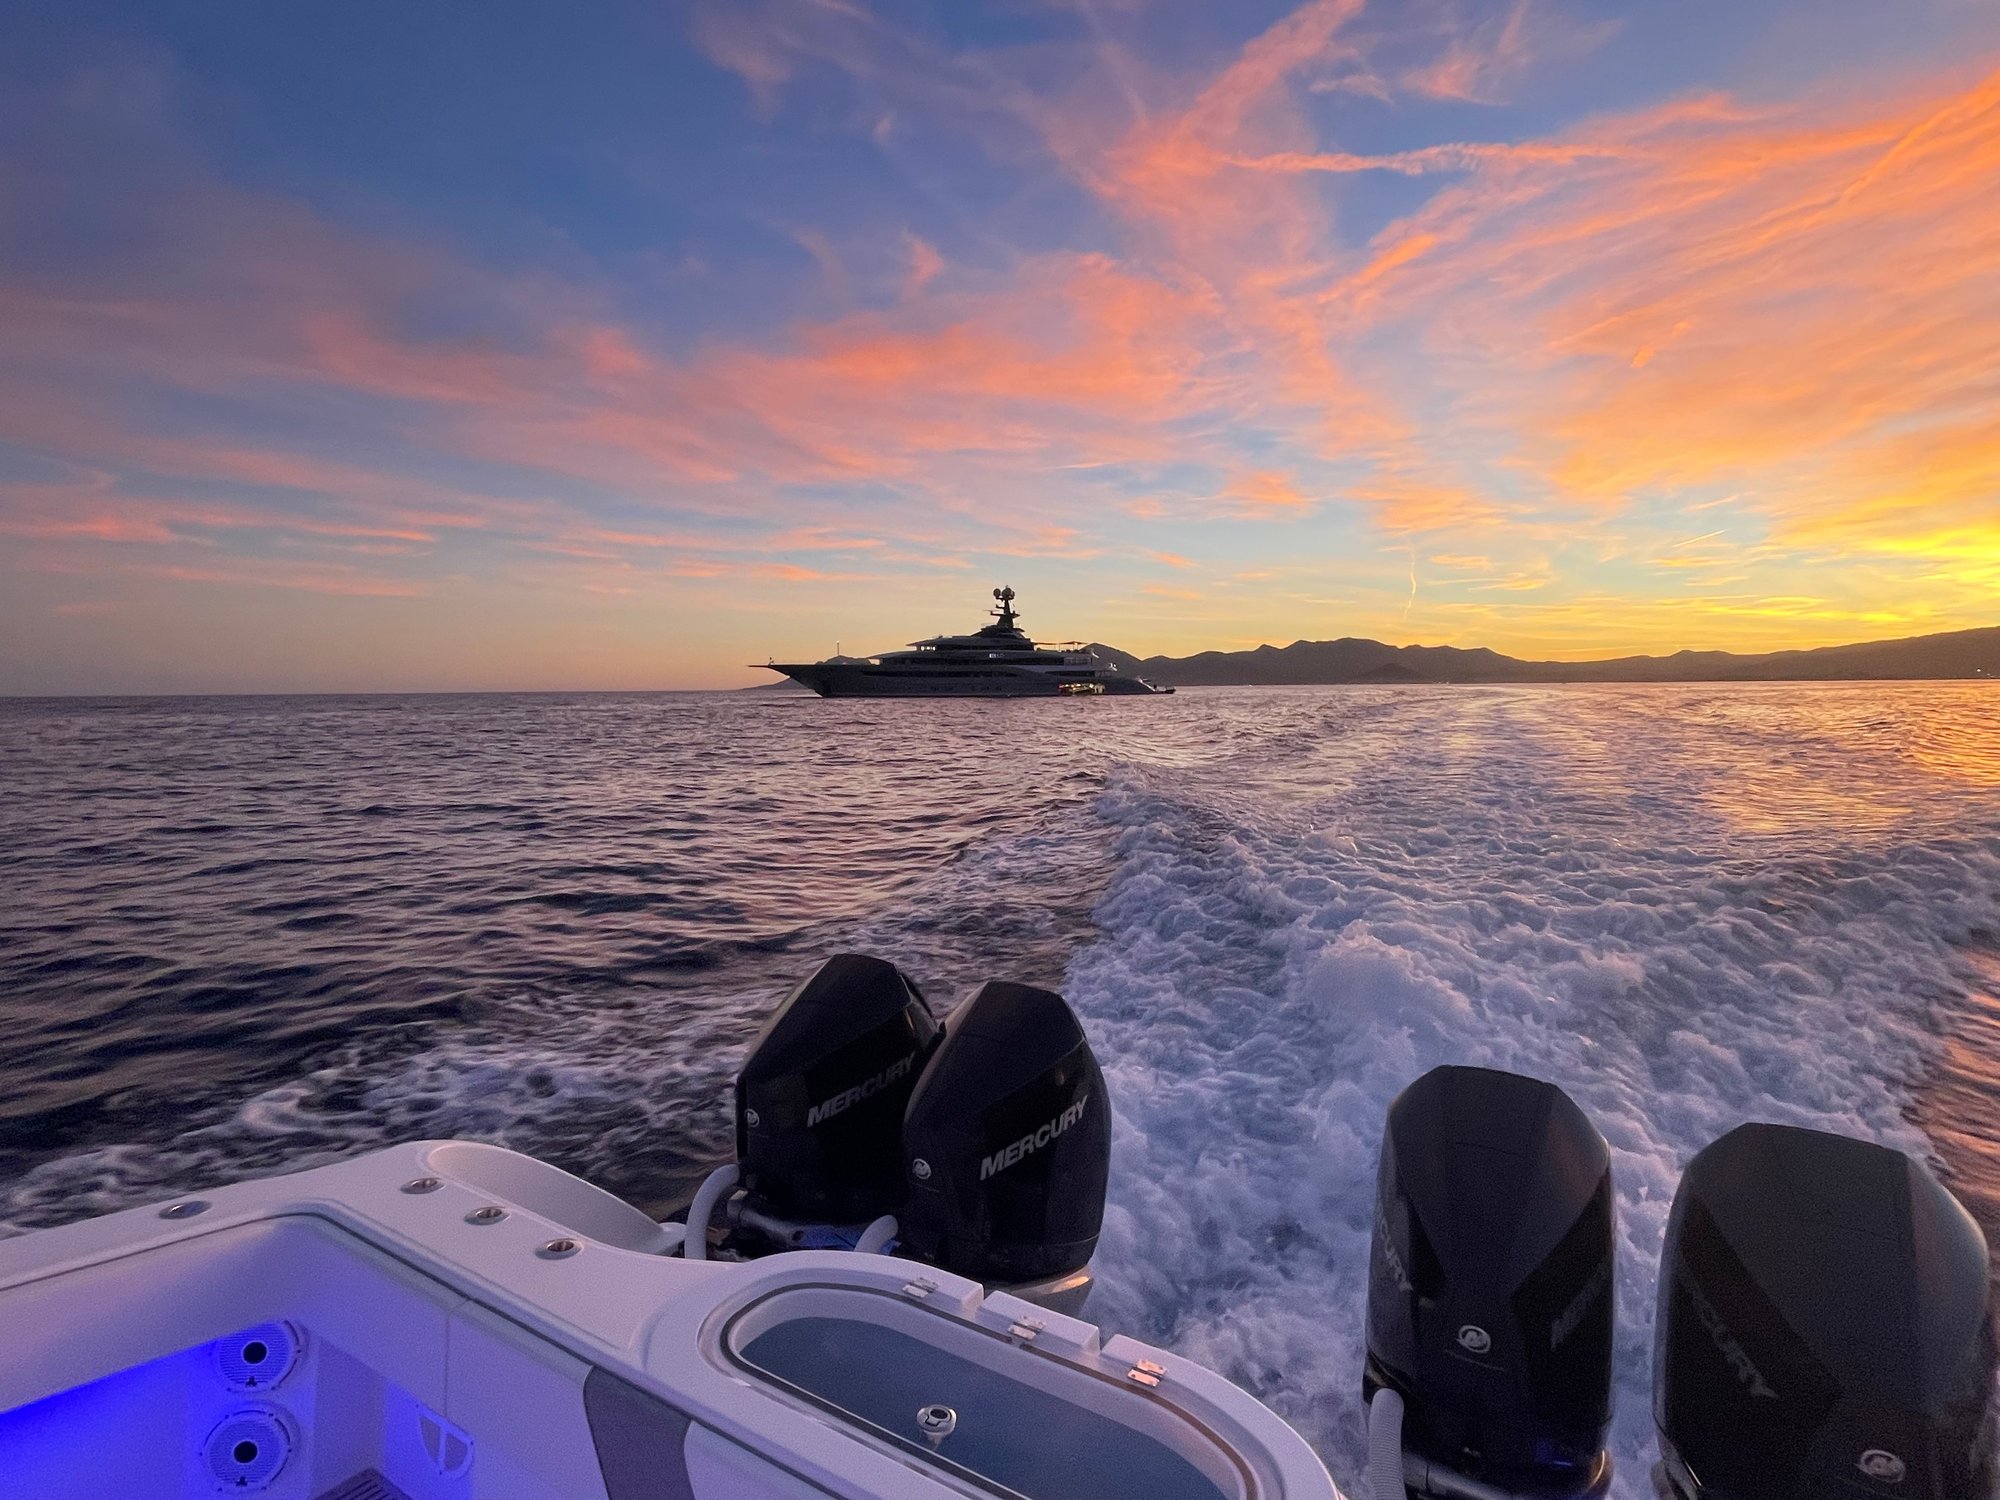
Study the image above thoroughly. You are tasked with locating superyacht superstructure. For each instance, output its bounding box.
[762,587,1173,697]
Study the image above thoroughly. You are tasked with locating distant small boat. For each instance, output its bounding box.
[760,587,1174,697]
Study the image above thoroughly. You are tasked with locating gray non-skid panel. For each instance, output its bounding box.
[315,1471,415,1500]
[583,1366,698,1500]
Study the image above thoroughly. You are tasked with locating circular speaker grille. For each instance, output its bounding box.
[203,1407,293,1491]
[214,1322,302,1390]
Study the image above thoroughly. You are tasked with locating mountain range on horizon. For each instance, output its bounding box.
[1080,623,2000,687]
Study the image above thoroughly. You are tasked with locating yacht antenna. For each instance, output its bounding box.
[991,585,1018,630]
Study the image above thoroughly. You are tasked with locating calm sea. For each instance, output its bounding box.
[3,684,1996,1496]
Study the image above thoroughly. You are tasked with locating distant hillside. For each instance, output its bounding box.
[1087,625,2000,686]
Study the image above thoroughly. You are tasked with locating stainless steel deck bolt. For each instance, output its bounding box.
[916,1404,956,1449]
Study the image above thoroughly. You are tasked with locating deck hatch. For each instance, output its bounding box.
[720,1283,1248,1500]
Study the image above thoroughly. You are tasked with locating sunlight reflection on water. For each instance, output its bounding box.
[1916,948,2000,1279]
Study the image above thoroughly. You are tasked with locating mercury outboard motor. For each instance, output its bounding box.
[1366,1066,1616,1499]
[734,953,940,1224]
[899,980,1110,1288]
[1654,1123,1997,1500]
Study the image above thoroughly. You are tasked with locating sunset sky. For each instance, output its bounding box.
[3,0,1998,692]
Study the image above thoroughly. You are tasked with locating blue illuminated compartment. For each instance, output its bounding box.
[0,1320,464,1500]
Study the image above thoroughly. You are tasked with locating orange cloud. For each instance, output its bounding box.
[0,484,447,545]
[1228,470,1314,512]
[1350,67,2000,565]
[1346,477,1503,533]
[1226,140,1627,176]
[41,557,429,597]
[1397,0,1616,105]
[904,234,945,298]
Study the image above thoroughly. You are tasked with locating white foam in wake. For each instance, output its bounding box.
[1067,686,2000,1499]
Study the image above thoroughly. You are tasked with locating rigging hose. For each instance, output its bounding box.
[854,1214,898,1255]
[683,1164,739,1261]
[1369,1388,1410,1500]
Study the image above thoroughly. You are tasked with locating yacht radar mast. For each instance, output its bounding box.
[991,585,1018,630]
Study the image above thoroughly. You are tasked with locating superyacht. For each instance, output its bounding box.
[761,587,1173,697]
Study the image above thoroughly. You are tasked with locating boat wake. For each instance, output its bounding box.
[1067,688,2000,1496]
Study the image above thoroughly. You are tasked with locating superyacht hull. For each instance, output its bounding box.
[771,663,1169,697]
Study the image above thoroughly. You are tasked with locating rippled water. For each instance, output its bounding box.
[0,691,1187,1216]
[3,683,1997,1498]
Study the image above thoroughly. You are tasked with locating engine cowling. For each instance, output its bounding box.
[1365,1065,1616,1499]
[734,953,940,1224]
[1654,1123,1997,1500]
[898,980,1110,1285]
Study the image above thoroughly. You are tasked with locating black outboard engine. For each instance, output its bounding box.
[1654,1123,1997,1500]
[1366,1066,1616,1499]
[734,953,940,1224]
[899,980,1111,1288]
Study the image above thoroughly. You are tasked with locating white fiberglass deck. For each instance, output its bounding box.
[0,1140,1342,1500]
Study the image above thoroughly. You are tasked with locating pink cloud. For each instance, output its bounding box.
[903,234,945,298]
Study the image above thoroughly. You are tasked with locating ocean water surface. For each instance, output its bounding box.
[3,683,1998,1497]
